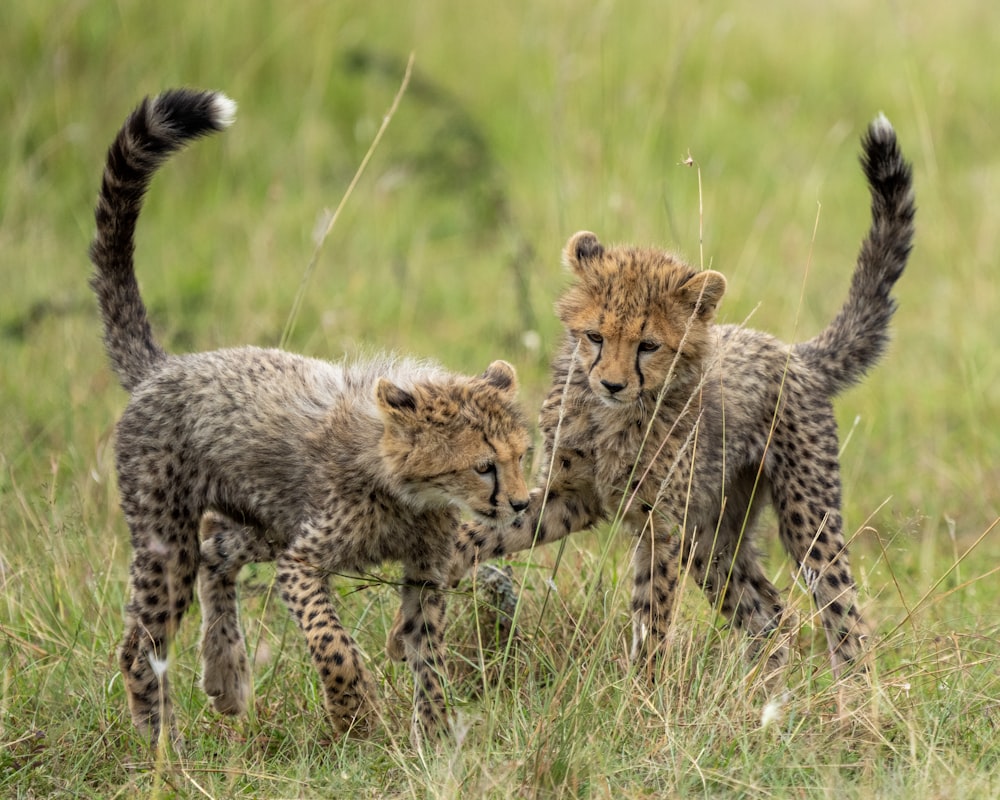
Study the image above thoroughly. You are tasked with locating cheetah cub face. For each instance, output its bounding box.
[556,231,728,406]
[377,360,531,526]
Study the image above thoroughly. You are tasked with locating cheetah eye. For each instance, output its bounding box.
[585,331,603,345]
[638,340,661,353]
[474,462,495,476]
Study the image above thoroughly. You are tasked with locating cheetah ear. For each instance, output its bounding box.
[562,231,604,276]
[677,270,727,319]
[481,360,518,398]
[376,378,419,421]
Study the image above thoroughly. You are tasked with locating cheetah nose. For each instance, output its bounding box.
[601,379,626,394]
[510,498,529,514]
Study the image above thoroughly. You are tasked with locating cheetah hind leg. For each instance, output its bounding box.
[117,504,201,749]
[197,511,276,716]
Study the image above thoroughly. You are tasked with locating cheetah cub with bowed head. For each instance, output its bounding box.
[421,115,914,675]
[89,89,530,746]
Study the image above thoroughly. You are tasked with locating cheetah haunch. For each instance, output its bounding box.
[432,115,914,675]
[89,89,530,746]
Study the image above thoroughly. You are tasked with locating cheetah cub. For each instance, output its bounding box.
[89,89,530,746]
[423,115,914,675]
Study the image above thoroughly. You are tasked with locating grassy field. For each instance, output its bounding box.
[3,0,999,797]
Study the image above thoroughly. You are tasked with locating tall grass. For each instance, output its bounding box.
[2,0,999,797]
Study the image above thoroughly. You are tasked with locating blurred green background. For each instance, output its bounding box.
[5,0,998,535]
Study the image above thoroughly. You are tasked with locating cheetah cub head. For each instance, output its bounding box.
[376,360,531,527]
[556,231,727,406]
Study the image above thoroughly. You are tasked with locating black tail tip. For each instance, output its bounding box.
[860,111,913,189]
[866,112,896,145]
[861,112,900,163]
[150,88,238,136]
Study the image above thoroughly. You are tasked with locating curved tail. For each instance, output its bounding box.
[88,89,236,391]
[794,114,915,397]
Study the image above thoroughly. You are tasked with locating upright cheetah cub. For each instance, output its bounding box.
[430,115,914,674]
[89,89,530,746]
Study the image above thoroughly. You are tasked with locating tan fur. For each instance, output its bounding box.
[89,89,530,746]
[393,116,915,678]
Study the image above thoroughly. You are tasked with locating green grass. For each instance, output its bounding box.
[3,0,999,797]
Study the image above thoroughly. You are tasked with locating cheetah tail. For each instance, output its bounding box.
[794,114,915,397]
[88,89,236,392]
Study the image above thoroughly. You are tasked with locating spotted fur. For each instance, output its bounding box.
[89,89,530,746]
[387,564,521,691]
[415,115,914,675]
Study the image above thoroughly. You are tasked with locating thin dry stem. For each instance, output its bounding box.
[884,516,1000,638]
[280,53,415,349]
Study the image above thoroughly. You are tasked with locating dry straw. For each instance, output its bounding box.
[280,52,415,349]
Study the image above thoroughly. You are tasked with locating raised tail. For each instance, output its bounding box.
[794,114,915,396]
[88,89,236,391]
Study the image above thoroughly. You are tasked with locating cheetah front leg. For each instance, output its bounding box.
[396,565,451,742]
[197,511,277,716]
[386,469,602,663]
[449,450,605,584]
[629,527,682,665]
[682,524,790,674]
[275,551,378,736]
